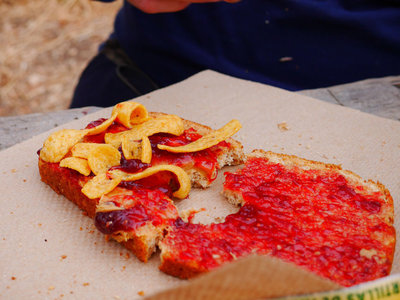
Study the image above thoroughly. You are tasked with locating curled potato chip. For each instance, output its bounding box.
[112,101,149,128]
[110,165,190,199]
[82,173,122,199]
[71,142,103,159]
[40,129,89,163]
[104,114,184,148]
[59,157,91,176]
[158,119,242,153]
[86,113,118,136]
[87,144,121,175]
[121,136,152,163]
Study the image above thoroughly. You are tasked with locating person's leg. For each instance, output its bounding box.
[70,40,159,108]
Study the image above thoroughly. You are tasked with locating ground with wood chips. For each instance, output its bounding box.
[0,0,121,116]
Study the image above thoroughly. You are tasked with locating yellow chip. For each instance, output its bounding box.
[59,157,91,176]
[110,165,190,199]
[40,129,89,163]
[105,114,185,148]
[87,144,121,175]
[86,113,117,135]
[121,136,152,163]
[157,119,242,153]
[81,173,122,199]
[140,136,152,164]
[121,137,141,160]
[112,101,149,128]
[71,142,103,159]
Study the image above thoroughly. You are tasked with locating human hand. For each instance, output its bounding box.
[127,0,240,14]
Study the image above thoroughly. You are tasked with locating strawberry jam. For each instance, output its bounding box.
[95,187,178,235]
[161,156,395,286]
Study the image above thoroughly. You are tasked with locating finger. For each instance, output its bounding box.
[127,0,190,13]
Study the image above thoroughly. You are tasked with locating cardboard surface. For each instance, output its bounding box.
[1,70,399,299]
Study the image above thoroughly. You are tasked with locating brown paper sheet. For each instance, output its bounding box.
[1,70,399,299]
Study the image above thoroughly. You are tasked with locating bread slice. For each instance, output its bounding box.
[38,113,244,261]
[159,150,395,286]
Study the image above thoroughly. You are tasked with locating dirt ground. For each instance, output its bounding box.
[0,0,122,116]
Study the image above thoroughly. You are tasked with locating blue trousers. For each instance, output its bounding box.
[70,40,159,108]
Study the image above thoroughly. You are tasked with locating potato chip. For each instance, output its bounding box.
[112,101,149,128]
[110,165,190,199]
[121,136,152,163]
[121,137,141,160]
[86,112,118,136]
[40,129,89,163]
[81,173,122,199]
[87,144,121,175]
[71,142,103,159]
[59,157,91,176]
[104,114,184,148]
[140,136,152,164]
[157,119,242,153]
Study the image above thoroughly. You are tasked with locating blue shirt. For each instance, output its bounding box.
[98,0,400,90]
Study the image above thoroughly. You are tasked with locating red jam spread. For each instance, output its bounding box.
[95,187,178,235]
[161,157,395,287]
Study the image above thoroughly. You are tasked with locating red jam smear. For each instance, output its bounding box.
[95,187,178,234]
[162,157,394,287]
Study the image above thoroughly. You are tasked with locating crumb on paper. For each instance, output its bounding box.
[23,179,27,182]
[277,122,290,132]
[48,286,55,291]
[279,56,293,62]
[38,223,42,227]
[83,282,90,287]
[214,217,224,223]
[11,169,17,173]
[138,291,145,296]
[11,276,16,280]
[60,255,67,260]
[125,253,130,259]
[79,227,83,231]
